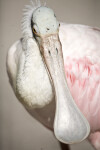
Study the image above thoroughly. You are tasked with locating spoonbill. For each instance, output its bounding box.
[6,1,100,150]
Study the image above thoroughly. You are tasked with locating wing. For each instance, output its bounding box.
[6,39,23,92]
[59,23,100,131]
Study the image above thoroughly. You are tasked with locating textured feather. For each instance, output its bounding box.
[21,0,46,38]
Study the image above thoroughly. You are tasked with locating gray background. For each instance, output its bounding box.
[0,0,100,150]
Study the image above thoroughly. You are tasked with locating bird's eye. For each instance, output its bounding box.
[33,28,37,34]
[33,27,40,37]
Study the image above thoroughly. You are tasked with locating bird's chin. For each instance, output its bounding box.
[40,33,90,144]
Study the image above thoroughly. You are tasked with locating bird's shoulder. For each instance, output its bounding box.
[59,23,100,64]
[60,23,100,34]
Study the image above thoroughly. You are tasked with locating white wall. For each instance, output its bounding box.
[0,0,100,149]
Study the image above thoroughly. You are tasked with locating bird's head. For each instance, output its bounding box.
[24,6,90,145]
[31,7,61,51]
[32,6,59,36]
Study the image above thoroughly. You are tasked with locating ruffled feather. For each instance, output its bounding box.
[21,0,46,38]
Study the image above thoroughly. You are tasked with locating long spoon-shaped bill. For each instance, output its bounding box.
[41,33,90,144]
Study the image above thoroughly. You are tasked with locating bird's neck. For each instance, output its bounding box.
[16,38,53,108]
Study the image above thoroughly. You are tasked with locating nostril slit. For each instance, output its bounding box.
[56,48,58,54]
[47,28,50,30]
[48,50,51,55]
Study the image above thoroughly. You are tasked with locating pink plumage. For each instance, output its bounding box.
[59,24,100,149]
[64,57,100,129]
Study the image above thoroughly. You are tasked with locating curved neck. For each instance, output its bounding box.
[16,38,53,108]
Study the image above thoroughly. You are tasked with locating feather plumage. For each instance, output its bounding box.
[21,0,46,38]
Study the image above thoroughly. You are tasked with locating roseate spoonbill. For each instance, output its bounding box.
[6,1,100,150]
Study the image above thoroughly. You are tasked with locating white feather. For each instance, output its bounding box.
[21,0,46,38]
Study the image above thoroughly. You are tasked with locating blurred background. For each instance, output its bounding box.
[0,0,100,149]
